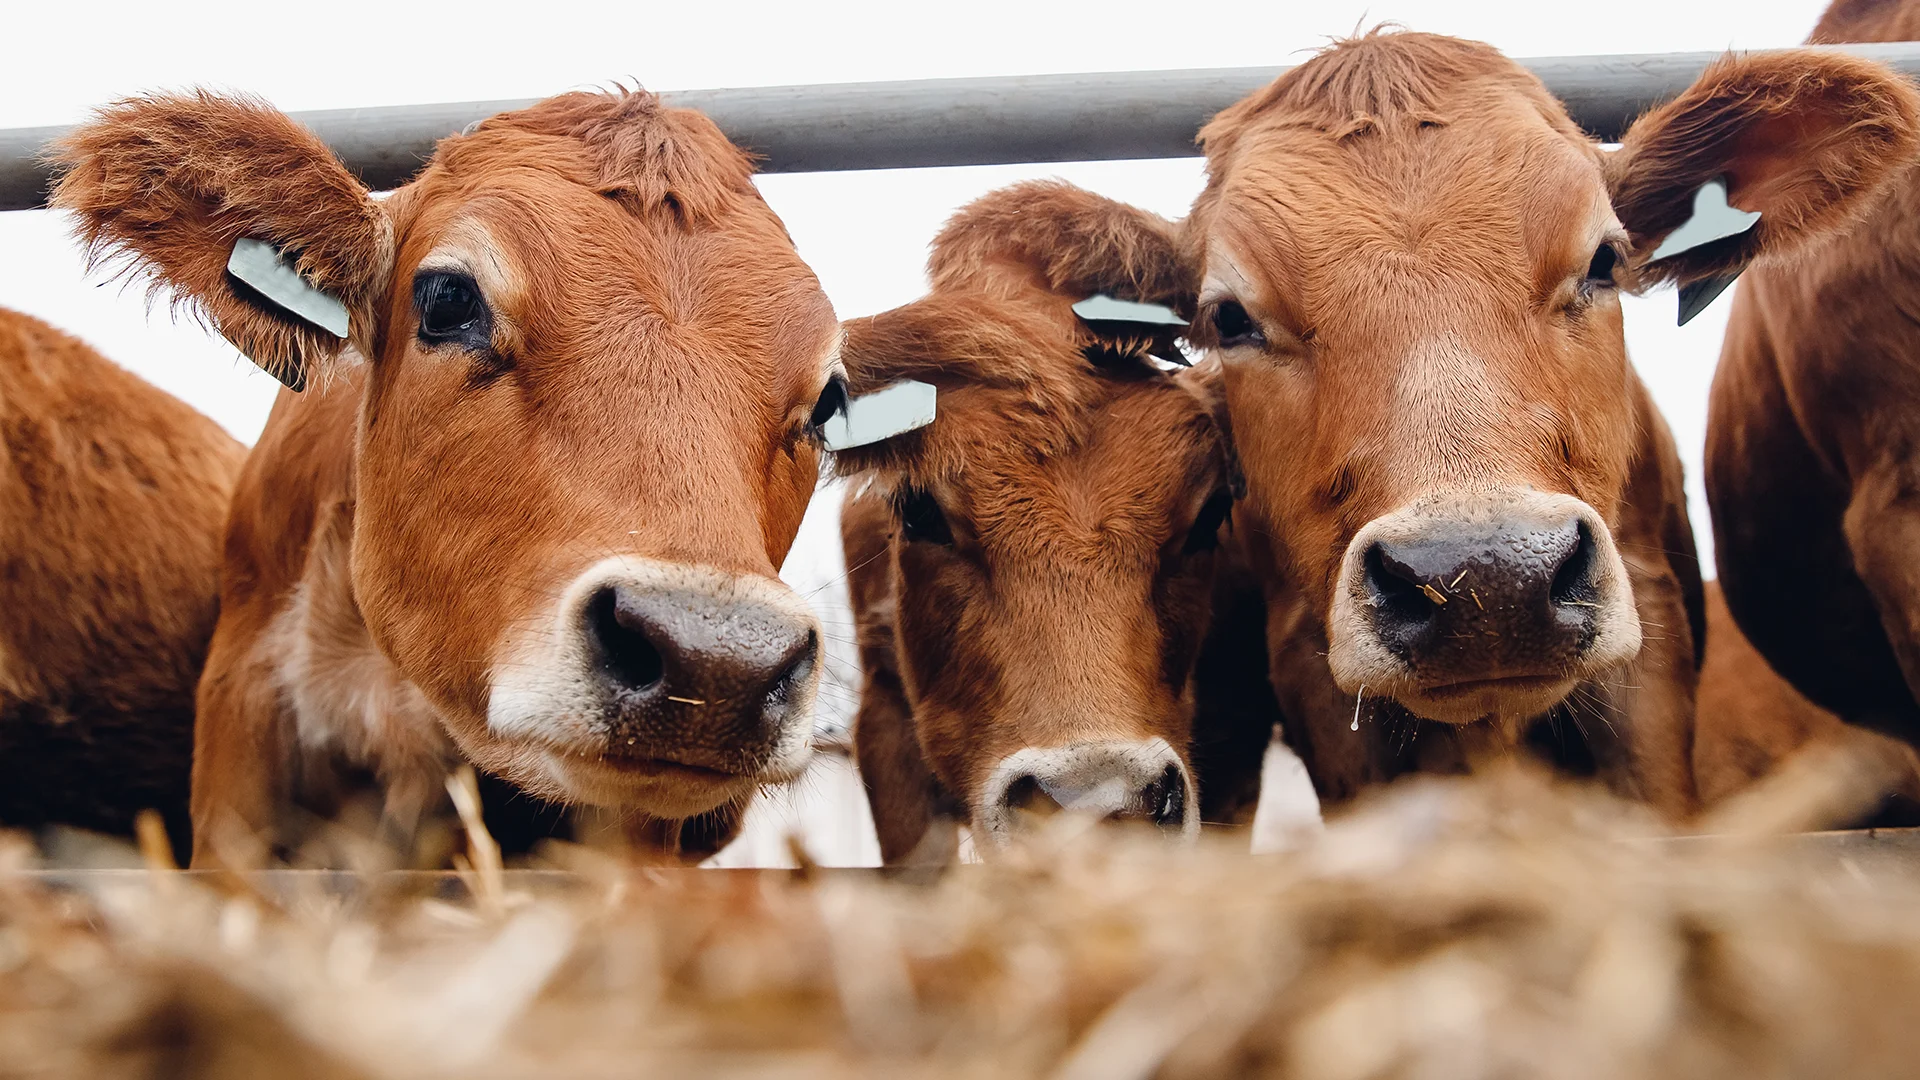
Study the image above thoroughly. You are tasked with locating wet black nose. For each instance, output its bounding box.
[585,584,817,713]
[1360,514,1601,679]
[1002,763,1187,829]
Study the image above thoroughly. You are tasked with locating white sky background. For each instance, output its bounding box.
[0,0,1835,584]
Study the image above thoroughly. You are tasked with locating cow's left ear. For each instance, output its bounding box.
[927,180,1196,316]
[1607,51,1920,292]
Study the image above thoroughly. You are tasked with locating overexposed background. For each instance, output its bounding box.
[0,0,1835,861]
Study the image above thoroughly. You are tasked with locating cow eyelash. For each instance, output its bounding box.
[802,374,849,444]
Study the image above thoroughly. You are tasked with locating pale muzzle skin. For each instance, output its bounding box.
[972,737,1200,850]
[486,555,821,818]
[1327,488,1643,726]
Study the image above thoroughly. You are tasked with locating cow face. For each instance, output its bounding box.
[1185,33,1920,727]
[836,182,1232,847]
[54,92,842,817]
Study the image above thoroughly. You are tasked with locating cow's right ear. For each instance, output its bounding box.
[1606,51,1920,295]
[927,180,1196,315]
[51,92,392,390]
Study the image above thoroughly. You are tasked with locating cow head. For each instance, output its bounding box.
[1183,33,1919,726]
[835,181,1233,847]
[53,91,842,817]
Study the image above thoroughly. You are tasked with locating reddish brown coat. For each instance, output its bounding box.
[1707,0,1920,758]
[1695,580,1920,810]
[52,91,841,865]
[1179,32,1918,818]
[0,309,244,852]
[836,182,1273,861]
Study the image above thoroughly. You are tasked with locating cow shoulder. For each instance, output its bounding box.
[0,307,244,701]
[0,307,248,847]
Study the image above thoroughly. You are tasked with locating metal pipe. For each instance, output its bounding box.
[5,42,1919,212]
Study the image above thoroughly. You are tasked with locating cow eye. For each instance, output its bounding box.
[1182,489,1235,555]
[896,487,954,547]
[808,375,848,431]
[415,271,488,344]
[1210,301,1265,348]
[1583,245,1619,291]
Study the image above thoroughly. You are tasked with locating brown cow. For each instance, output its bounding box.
[1695,580,1920,813]
[0,308,245,856]
[51,90,842,865]
[1707,0,1920,760]
[836,182,1274,862]
[1162,31,1918,818]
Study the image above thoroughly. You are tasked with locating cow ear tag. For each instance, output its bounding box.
[821,379,938,451]
[226,237,351,388]
[1071,294,1188,327]
[1650,179,1760,263]
[1073,294,1192,367]
[1677,273,1743,327]
[1647,179,1761,326]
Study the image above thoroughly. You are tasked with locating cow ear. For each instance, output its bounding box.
[833,294,1096,480]
[928,180,1196,315]
[829,301,941,479]
[1606,51,1920,294]
[838,293,1076,400]
[51,92,392,390]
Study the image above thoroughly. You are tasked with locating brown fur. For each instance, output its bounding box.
[842,486,955,863]
[0,309,245,855]
[836,182,1269,862]
[1705,1,1920,755]
[925,180,1196,308]
[1695,580,1920,810]
[51,90,839,865]
[1172,31,1916,819]
[1814,0,1920,49]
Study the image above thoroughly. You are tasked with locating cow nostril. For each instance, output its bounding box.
[762,626,819,711]
[586,586,664,692]
[1550,521,1599,608]
[1145,765,1186,828]
[1002,774,1055,816]
[1364,542,1439,626]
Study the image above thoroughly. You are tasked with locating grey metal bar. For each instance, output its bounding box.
[5,42,1920,212]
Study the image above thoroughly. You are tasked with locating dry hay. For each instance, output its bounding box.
[3,762,1919,1080]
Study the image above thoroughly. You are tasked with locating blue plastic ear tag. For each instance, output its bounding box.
[227,238,350,339]
[821,379,937,451]
[1650,179,1761,263]
[1071,294,1186,327]
[1677,274,1742,327]
[1648,179,1761,326]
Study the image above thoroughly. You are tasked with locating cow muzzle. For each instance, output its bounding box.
[487,556,821,814]
[974,738,1199,850]
[1327,489,1642,724]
